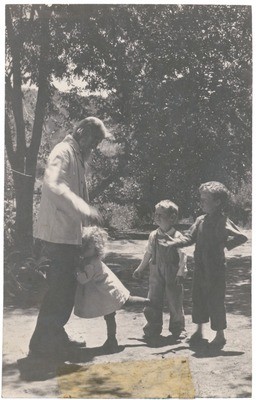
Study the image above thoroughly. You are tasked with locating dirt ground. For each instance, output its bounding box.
[1,231,252,398]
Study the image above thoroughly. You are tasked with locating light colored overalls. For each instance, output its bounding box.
[143,229,186,337]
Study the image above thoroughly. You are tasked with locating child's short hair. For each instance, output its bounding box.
[199,181,230,206]
[81,226,108,258]
[155,200,179,216]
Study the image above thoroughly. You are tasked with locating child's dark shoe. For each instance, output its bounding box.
[189,331,203,345]
[171,329,187,340]
[102,337,119,354]
[143,332,160,340]
[143,333,161,346]
[208,337,226,350]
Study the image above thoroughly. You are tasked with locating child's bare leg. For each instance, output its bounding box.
[215,329,225,339]
[196,323,203,335]
[126,295,150,305]
[189,324,203,344]
[102,312,119,353]
[104,312,117,339]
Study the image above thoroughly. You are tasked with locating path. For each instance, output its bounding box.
[1,232,252,398]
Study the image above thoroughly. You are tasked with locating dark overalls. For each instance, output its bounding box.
[192,215,227,330]
[143,230,185,337]
[176,213,247,331]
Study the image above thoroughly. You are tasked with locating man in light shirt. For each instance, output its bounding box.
[29,117,109,357]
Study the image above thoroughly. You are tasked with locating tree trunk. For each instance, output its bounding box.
[5,5,51,255]
[13,173,35,254]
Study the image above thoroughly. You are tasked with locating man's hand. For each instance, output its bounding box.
[81,205,103,226]
[88,206,103,226]
[175,276,184,285]
[133,268,143,279]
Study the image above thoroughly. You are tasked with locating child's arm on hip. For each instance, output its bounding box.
[225,218,248,250]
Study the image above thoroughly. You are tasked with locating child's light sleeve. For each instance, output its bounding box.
[225,218,248,250]
[176,249,188,277]
[133,232,154,277]
[145,231,155,256]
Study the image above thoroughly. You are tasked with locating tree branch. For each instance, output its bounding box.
[5,111,16,168]
[6,5,26,165]
[27,5,51,172]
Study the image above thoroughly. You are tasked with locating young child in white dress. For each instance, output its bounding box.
[74,226,150,352]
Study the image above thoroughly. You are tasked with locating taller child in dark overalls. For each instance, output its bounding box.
[133,200,187,340]
[169,181,247,349]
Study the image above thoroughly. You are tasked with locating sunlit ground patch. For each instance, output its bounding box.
[57,356,195,398]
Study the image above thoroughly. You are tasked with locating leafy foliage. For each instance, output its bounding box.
[60,4,251,217]
[5,4,252,255]
[4,250,49,306]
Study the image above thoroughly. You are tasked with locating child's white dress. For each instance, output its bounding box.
[74,258,130,318]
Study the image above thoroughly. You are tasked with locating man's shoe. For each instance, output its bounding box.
[29,337,86,358]
[28,347,65,360]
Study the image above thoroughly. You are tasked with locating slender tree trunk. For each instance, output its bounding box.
[5,5,51,254]
[12,173,35,254]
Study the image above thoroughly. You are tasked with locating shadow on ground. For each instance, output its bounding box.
[4,242,251,318]
[2,240,251,386]
[14,344,127,382]
[105,252,251,318]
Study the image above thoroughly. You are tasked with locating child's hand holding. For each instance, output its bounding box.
[158,238,177,248]
[76,269,88,284]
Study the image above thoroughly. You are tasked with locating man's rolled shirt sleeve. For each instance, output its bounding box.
[44,146,90,221]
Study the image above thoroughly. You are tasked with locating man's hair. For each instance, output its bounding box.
[155,200,179,216]
[73,117,108,142]
[81,226,108,258]
[199,181,230,206]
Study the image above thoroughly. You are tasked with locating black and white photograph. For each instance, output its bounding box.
[2,2,252,398]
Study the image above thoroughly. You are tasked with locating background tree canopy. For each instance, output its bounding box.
[5,4,252,252]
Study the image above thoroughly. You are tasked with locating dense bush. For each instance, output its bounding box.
[100,202,140,232]
[228,172,252,227]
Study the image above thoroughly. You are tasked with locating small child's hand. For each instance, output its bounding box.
[175,276,184,285]
[158,238,177,248]
[133,268,143,280]
[76,270,88,284]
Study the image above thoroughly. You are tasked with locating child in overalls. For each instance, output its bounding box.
[74,226,150,353]
[133,200,187,340]
[168,181,247,348]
